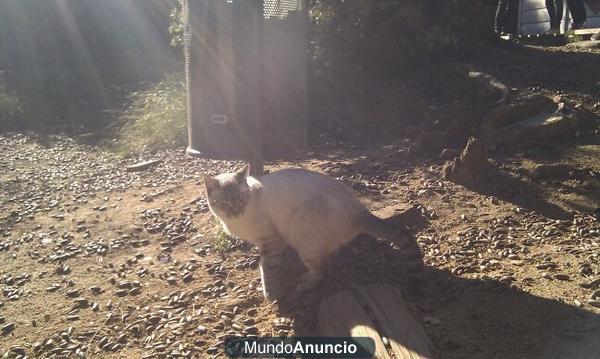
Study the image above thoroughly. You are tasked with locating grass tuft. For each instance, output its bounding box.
[213,227,236,253]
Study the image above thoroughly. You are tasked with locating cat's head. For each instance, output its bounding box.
[204,165,252,219]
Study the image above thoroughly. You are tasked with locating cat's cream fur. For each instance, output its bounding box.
[205,166,423,299]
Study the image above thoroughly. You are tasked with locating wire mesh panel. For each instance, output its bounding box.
[262,0,308,158]
[185,0,307,160]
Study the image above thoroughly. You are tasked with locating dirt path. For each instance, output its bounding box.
[0,130,598,358]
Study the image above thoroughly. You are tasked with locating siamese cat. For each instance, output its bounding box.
[204,165,424,299]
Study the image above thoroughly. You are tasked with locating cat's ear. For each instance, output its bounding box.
[203,176,220,193]
[234,164,250,182]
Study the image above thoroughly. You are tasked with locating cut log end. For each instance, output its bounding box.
[318,284,434,359]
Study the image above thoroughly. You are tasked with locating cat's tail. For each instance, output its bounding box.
[359,211,425,280]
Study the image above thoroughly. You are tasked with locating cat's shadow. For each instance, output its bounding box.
[274,237,600,359]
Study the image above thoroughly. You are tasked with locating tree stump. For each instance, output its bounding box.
[318,284,434,359]
[442,137,490,188]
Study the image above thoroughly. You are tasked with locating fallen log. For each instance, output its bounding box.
[319,284,434,359]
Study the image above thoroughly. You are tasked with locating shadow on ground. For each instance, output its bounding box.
[276,238,600,359]
[476,41,600,98]
[470,165,574,220]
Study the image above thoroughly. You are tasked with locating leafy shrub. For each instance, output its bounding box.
[0,80,23,131]
[117,74,186,152]
[169,0,185,49]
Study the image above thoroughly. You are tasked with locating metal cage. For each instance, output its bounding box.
[184,0,308,162]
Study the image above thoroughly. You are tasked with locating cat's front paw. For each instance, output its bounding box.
[262,282,286,301]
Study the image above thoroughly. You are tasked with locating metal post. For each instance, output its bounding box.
[564,2,572,32]
[517,0,523,35]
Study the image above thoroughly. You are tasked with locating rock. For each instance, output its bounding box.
[89,286,103,294]
[9,346,25,356]
[1,323,15,335]
[129,287,141,296]
[443,137,490,187]
[114,289,129,297]
[243,326,259,335]
[587,299,600,308]
[73,298,89,308]
[440,148,460,161]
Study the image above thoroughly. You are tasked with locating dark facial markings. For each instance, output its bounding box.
[213,182,250,218]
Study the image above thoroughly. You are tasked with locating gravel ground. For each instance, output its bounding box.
[0,130,598,358]
[1,40,599,359]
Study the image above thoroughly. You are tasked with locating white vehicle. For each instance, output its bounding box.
[518,0,600,34]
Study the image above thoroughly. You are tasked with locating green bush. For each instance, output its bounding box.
[0,80,23,131]
[117,74,186,152]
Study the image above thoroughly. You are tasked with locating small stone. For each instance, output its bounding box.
[129,287,141,296]
[9,346,25,355]
[117,280,132,289]
[66,289,80,298]
[73,298,89,308]
[89,286,103,294]
[114,289,128,297]
[536,262,558,270]
[1,323,15,335]
[243,326,259,335]
[587,299,600,308]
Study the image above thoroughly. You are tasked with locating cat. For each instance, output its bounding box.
[204,165,424,299]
